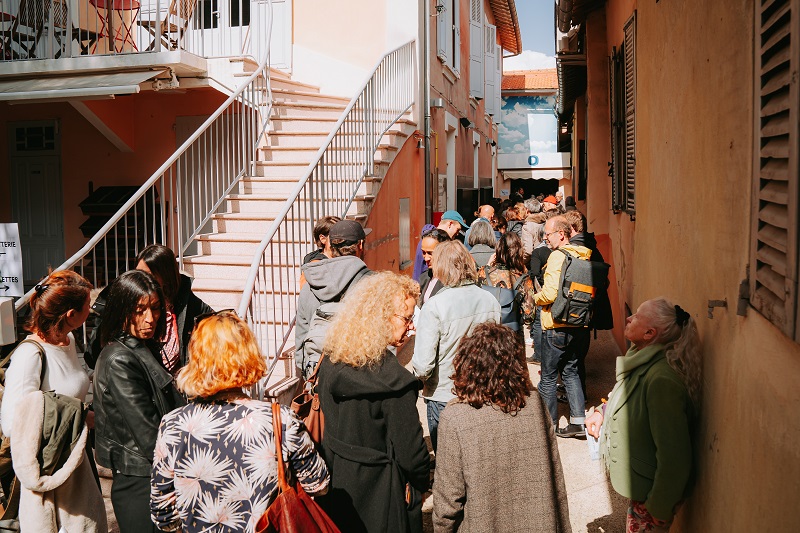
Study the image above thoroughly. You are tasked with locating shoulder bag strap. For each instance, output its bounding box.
[271,402,290,492]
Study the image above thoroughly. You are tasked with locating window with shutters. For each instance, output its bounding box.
[469,0,484,99]
[484,24,496,112]
[436,0,461,77]
[608,12,636,217]
[751,0,800,341]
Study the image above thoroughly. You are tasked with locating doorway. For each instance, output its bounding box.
[9,121,64,286]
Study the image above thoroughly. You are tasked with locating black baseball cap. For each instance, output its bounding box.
[329,220,372,244]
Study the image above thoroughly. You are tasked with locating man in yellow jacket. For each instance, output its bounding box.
[533,215,592,437]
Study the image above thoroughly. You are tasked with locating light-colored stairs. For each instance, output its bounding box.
[182,62,417,401]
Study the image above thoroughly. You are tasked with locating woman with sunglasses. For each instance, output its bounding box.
[93,270,184,533]
[1,270,107,532]
[317,272,430,533]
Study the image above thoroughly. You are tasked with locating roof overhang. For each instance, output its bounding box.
[556,0,605,33]
[556,54,586,117]
[488,0,523,55]
[0,70,164,102]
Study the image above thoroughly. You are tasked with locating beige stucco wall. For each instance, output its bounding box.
[587,0,800,529]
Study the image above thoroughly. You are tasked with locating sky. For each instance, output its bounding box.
[503,0,557,71]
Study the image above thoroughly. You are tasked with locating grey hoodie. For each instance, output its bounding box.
[294,255,371,360]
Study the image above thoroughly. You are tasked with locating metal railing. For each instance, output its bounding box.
[237,40,416,388]
[0,0,272,62]
[14,0,274,317]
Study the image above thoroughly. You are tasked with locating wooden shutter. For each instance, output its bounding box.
[469,0,484,98]
[609,48,625,211]
[494,45,501,124]
[623,12,636,216]
[452,0,461,76]
[751,0,799,339]
[437,1,448,61]
[484,24,496,113]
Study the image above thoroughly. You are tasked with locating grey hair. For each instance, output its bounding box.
[641,298,703,407]
[467,220,497,248]
[524,198,542,214]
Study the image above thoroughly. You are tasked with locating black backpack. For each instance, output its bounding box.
[549,251,611,328]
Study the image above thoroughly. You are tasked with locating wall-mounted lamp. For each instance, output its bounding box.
[431,98,445,108]
[490,140,497,147]
[412,131,424,149]
[459,117,473,129]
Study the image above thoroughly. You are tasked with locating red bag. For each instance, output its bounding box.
[255,403,340,533]
[290,357,324,444]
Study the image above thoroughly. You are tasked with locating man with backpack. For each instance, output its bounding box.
[295,220,372,379]
[532,215,593,438]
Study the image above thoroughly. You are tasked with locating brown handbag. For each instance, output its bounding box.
[290,357,324,444]
[255,403,340,533]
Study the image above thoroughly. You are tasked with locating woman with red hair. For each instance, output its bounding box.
[1,270,107,532]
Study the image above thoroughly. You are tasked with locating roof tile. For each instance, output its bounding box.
[502,69,558,90]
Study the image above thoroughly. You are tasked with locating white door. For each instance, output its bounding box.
[192,0,291,67]
[9,122,64,286]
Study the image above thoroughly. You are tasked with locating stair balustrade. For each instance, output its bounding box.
[237,40,416,397]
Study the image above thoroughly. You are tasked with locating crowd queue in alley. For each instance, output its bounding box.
[0,194,701,533]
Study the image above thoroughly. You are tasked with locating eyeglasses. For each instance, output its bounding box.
[192,309,237,330]
[544,231,562,240]
[393,313,414,328]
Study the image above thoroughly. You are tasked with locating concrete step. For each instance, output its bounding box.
[184,254,305,281]
[270,77,322,94]
[269,116,338,133]
[266,131,332,147]
[237,177,300,195]
[197,233,311,256]
[259,146,321,163]
[271,101,347,119]
[211,212,312,233]
[270,88,351,105]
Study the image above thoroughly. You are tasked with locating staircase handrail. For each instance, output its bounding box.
[14,0,276,313]
[236,40,416,365]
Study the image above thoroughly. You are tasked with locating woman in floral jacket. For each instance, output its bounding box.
[150,311,329,533]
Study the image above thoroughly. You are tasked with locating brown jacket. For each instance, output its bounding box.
[432,399,572,533]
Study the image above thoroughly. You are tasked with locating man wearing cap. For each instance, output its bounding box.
[437,210,468,241]
[295,220,372,378]
[542,195,560,212]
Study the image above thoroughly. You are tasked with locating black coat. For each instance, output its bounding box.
[417,269,443,307]
[317,353,430,533]
[86,274,212,369]
[93,336,184,477]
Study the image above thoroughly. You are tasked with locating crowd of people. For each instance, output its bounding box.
[0,195,702,533]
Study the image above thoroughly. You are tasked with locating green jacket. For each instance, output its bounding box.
[601,344,693,521]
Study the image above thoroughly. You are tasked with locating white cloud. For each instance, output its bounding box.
[501,108,527,128]
[500,130,525,143]
[503,50,556,72]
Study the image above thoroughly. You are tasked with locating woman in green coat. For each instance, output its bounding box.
[585,298,701,532]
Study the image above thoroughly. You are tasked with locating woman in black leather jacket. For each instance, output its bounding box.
[93,270,184,533]
[85,245,212,372]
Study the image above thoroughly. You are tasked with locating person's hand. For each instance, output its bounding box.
[585,410,603,438]
[488,253,496,266]
[85,409,95,430]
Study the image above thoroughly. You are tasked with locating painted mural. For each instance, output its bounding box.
[498,95,561,169]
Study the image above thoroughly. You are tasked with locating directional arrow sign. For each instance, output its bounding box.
[0,224,24,298]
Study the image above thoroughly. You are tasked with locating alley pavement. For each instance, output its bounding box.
[100,330,625,533]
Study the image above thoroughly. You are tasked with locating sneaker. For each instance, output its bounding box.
[526,353,541,365]
[555,423,586,438]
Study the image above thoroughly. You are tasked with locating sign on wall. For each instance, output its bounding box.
[0,224,24,297]
[498,95,560,170]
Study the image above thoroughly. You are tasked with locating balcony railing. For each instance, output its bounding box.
[0,0,271,62]
[237,40,416,394]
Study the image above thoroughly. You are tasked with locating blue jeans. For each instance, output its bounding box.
[538,327,589,425]
[425,399,447,453]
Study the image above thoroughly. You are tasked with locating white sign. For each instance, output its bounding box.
[0,224,24,297]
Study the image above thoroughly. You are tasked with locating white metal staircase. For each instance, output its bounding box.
[13,38,417,404]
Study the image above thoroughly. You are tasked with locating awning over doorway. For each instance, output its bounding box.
[0,70,163,102]
[502,169,572,180]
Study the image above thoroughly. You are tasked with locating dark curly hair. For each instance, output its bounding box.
[452,322,533,414]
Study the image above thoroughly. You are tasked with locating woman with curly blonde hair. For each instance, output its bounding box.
[317,272,430,533]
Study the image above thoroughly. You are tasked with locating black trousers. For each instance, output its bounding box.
[111,472,158,533]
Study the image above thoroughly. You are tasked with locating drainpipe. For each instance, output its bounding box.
[557,0,573,33]
[423,0,433,223]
